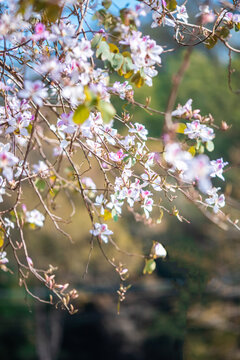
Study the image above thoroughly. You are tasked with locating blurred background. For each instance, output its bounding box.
[1,2,240,359]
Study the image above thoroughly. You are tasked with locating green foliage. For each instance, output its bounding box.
[143,259,156,274]
[18,0,62,22]
[93,8,116,30]
[96,40,111,61]
[110,53,124,71]
[98,100,116,122]
[205,27,230,49]
[206,140,214,152]
[35,179,46,192]
[205,35,218,49]
[91,34,103,48]
[72,86,116,124]
[95,40,135,80]
[102,0,112,9]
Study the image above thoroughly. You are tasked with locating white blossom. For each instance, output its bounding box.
[210,158,228,181]
[153,242,167,258]
[0,251,9,265]
[90,223,113,243]
[205,187,225,213]
[26,209,45,228]
[19,80,48,107]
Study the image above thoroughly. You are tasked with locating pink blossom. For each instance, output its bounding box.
[129,122,148,140]
[210,158,228,181]
[184,120,215,142]
[109,149,127,162]
[32,23,49,41]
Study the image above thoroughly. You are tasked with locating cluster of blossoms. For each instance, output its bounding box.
[120,30,163,86]
[184,120,215,142]
[0,0,238,311]
[111,81,134,100]
[165,99,228,207]
[223,12,240,26]
[151,2,189,28]
[172,99,200,119]
[148,1,217,29]
[206,187,225,214]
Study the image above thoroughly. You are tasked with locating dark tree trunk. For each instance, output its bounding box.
[35,302,63,360]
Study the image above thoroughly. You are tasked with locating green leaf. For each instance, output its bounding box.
[0,229,4,248]
[102,0,112,9]
[205,35,218,49]
[122,56,134,74]
[110,53,124,71]
[199,144,205,154]
[235,23,240,32]
[123,155,131,163]
[103,209,112,221]
[206,140,214,152]
[176,123,187,134]
[156,209,164,224]
[73,104,90,125]
[84,86,99,107]
[96,41,111,61]
[196,139,202,151]
[98,100,116,122]
[35,179,46,192]
[109,43,119,53]
[188,145,196,156]
[220,26,230,38]
[143,259,156,275]
[18,0,62,22]
[166,0,177,11]
[91,34,103,48]
[45,4,61,22]
[131,72,145,88]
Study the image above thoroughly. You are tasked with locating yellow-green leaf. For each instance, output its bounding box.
[166,0,177,11]
[156,208,164,224]
[176,123,187,134]
[109,43,119,53]
[206,140,214,152]
[35,179,46,192]
[73,104,90,125]
[0,230,4,248]
[143,259,156,275]
[110,53,124,70]
[103,209,112,221]
[188,146,196,156]
[84,86,93,103]
[131,72,145,88]
[123,70,134,79]
[98,100,116,122]
[122,51,131,58]
[91,33,103,48]
[102,0,112,9]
